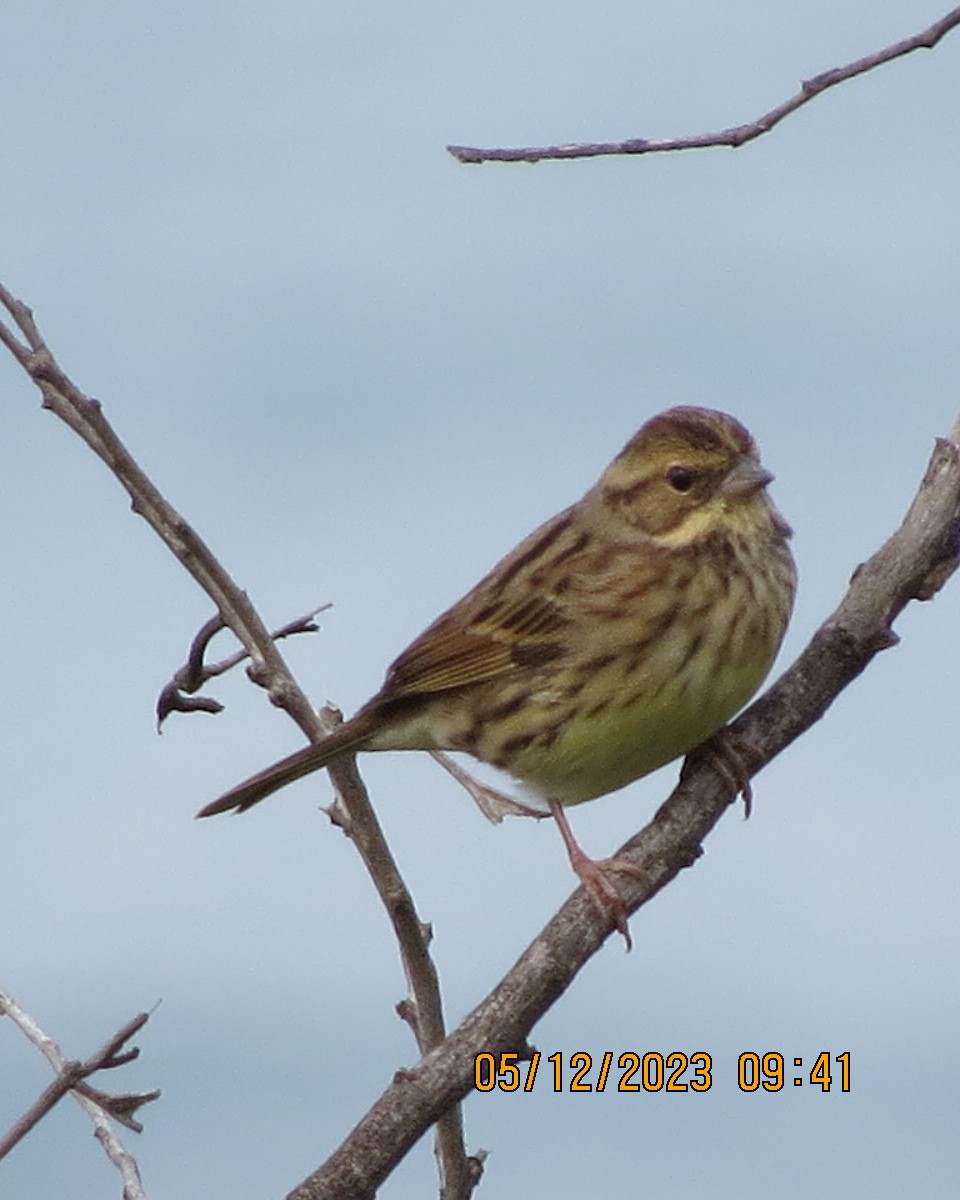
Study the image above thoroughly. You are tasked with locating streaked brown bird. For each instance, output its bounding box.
[200,407,795,944]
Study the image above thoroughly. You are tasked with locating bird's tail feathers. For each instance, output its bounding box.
[197,716,374,818]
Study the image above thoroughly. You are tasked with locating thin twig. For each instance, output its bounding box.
[0,284,317,737]
[156,604,330,726]
[0,284,479,1199]
[448,5,960,163]
[286,415,960,1199]
[325,751,480,1199]
[0,993,158,1197]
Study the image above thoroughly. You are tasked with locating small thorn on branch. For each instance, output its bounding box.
[396,999,420,1037]
[73,1083,161,1134]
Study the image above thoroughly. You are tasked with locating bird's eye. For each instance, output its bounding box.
[666,466,697,493]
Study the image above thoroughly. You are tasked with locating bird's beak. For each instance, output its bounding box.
[723,456,774,497]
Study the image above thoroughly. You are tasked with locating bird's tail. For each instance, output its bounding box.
[197,715,376,818]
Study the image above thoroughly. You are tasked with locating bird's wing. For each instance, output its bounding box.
[383,590,569,696]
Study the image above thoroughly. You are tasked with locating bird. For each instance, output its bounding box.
[199,407,796,944]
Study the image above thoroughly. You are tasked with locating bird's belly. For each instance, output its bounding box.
[487,644,772,806]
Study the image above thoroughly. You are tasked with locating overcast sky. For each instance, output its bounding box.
[3,3,959,1198]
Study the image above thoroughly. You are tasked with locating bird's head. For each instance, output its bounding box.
[595,406,789,544]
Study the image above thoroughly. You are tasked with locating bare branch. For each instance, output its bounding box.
[0,284,479,1197]
[448,5,960,164]
[286,416,960,1199]
[323,737,480,1199]
[156,604,330,727]
[0,993,158,1197]
[0,283,317,737]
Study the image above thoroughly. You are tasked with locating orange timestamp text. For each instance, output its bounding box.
[474,1050,851,1093]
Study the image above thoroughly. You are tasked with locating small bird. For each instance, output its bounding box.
[199,407,795,943]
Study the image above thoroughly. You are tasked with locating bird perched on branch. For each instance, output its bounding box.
[200,406,795,945]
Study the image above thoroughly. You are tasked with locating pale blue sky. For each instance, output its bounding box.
[3,3,959,1197]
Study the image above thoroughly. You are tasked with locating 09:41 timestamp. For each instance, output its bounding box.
[739,1051,851,1092]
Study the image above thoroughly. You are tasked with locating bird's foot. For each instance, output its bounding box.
[567,848,642,952]
[682,728,763,818]
[550,801,641,951]
[429,750,548,823]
